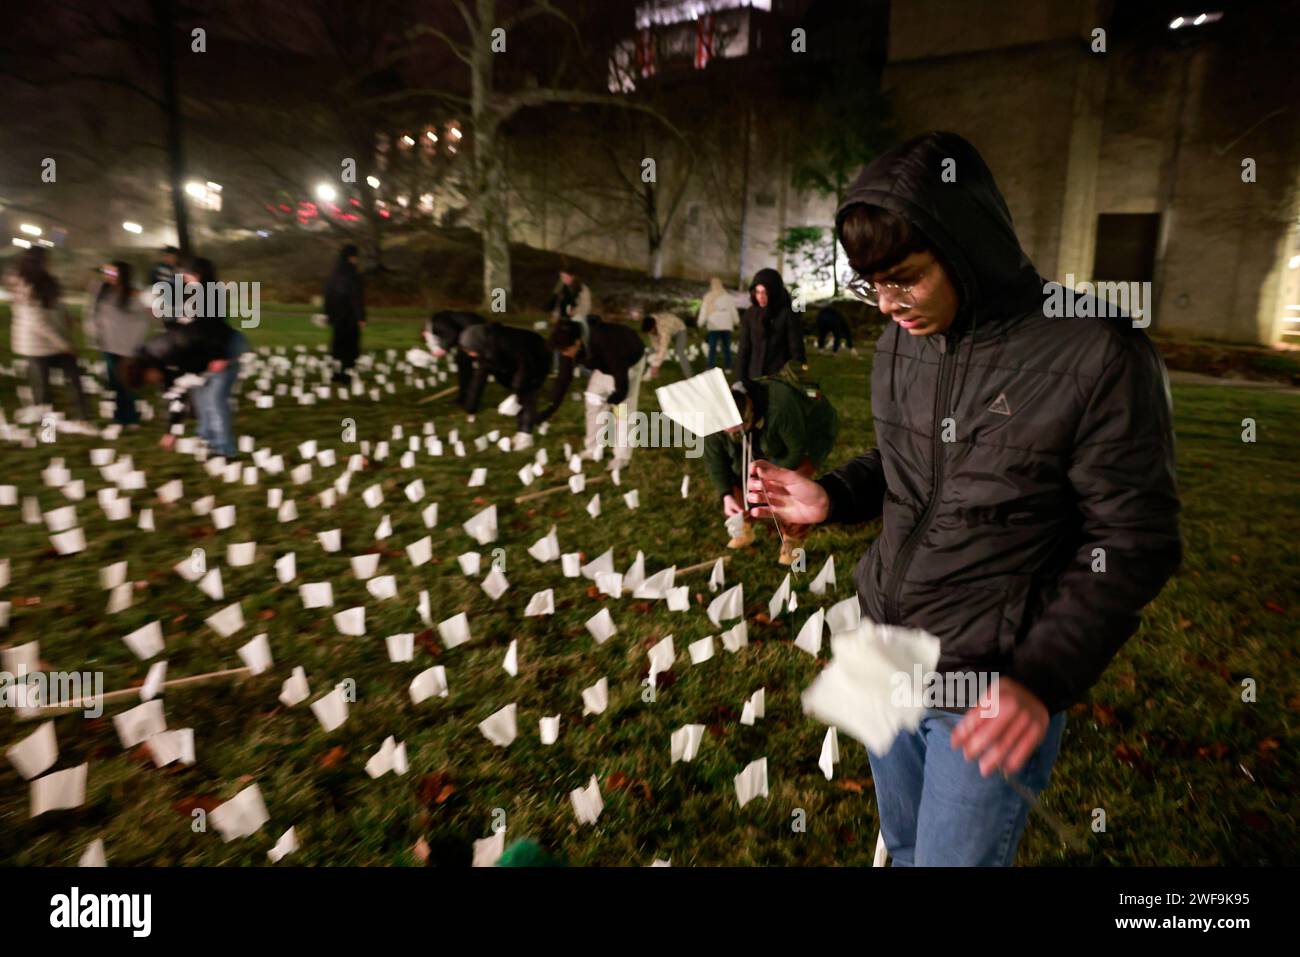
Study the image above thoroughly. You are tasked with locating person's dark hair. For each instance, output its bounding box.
[106,260,133,308]
[16,247,60,309]
[184,256,217,287]
[640,315,656,333]
[339,244,359,262]
[838,204,932,277]
[550,319,582,350]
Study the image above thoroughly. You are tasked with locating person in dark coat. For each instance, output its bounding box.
[734,267,805,384]
[748,132,1181,867]
[424,309,485,407]
[814,306,854,352]
[324,244,365,382]
[542,316,646,469]
[457,322,551,437]
[123,257,249,456]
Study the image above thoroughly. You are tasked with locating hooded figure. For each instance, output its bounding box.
[324,244,365,381]
[425,309,485,406]
[457,322,551,434]
[734,267,804,382]
[757,131,1181,867]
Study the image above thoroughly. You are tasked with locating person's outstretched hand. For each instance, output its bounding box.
[746,458,830,525]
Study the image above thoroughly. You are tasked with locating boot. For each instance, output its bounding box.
[727,520,755,550]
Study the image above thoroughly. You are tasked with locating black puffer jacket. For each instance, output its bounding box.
[460,323,551,414]
[819,131,1181,715]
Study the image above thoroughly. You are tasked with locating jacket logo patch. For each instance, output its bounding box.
[988,392,1012,416]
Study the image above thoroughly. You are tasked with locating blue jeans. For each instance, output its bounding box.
[706,330,731,369]
[193,333,247,456]
[869,708,1067,866]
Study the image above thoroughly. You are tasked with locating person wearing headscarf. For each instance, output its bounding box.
[324,244,365,382]
[734,267,805,384]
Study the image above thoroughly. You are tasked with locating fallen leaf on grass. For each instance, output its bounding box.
[319,746,347,769]
[416,771,456,807]
[174,795,222,816]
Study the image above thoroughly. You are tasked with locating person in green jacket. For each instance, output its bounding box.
[703,366,839,564]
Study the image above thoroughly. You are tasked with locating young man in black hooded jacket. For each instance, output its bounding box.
[734,267,806,384]
[750,131,1181,866]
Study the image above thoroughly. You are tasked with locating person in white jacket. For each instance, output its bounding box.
[697,276,740,369]
[85,261,154,425]
[5,247,89,422]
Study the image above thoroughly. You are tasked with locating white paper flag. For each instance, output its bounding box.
[479,703,518,747]
[410,666,449,704]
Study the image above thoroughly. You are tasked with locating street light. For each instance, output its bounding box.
[123,221,143,234]
[185,181,206,198]
[19,224,41,236]
[315,183,337,202]
[12,237,32,248]
[366,175,381,188]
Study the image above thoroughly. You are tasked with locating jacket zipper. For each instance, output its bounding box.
[883,333,957,623]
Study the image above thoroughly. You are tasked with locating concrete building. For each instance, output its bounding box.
[510,0,1300,346]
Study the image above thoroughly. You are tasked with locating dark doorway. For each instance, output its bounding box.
[1093,213,1160,283]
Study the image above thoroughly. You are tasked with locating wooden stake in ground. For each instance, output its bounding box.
[417,385,460,404]
[514,475,607,504]
[677,555,730,576]
[24,667,253,718]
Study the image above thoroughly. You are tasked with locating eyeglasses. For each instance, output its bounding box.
[846,259,933,308]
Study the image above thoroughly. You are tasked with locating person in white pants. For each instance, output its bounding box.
[541,316,647,470]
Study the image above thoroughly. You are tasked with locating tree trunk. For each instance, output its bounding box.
[153,0,190,255]
[472,0,510,308]
[649,240,664,280]
[736,100,752,290]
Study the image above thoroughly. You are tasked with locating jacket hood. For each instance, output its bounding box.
[835,131,1043,330]
[748,268,791,313]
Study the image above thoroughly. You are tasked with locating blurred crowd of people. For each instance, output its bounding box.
[4,239,848,565]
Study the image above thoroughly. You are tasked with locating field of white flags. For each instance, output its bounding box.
[1,320,1295,867]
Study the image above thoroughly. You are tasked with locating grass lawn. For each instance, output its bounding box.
[0,305,1296,866]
